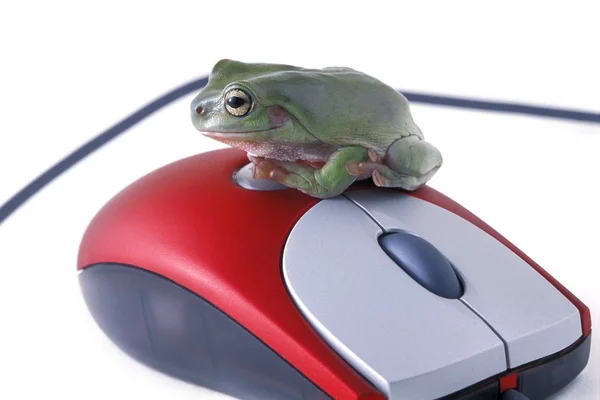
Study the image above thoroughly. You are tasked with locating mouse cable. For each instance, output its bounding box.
[0,76,598,226]
[0,77,209,226]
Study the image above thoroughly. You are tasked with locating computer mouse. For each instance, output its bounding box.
[77,147,591,400]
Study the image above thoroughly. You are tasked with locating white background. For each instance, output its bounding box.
[1,1,599,399]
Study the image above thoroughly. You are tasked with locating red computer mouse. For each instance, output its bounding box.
[77,148,591,400]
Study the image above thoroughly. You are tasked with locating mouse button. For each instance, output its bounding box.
[233,163,289,191]
[378,230,463,299]
[346,189,582,369]
[282,197,507,399]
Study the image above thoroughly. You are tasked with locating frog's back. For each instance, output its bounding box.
[238,65,423,151]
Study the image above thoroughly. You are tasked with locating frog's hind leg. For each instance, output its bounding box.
[374,136,443,191]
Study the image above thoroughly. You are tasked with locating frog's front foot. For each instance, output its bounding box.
[252,158,330,197]
[250,146,368,199]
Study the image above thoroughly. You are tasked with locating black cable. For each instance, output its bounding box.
[0,75,598,226]
[403,91,600,123]
[0,77,208,225]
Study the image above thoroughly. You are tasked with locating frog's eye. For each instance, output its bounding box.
[224,88,252,117]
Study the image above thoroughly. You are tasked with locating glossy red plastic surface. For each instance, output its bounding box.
[77,148,384,400]
[498,373,518,392]
[406,187,591,337]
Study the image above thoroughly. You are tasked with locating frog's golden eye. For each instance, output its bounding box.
[224,88,252,117]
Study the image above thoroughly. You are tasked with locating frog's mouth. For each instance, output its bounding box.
[198,127,281,139]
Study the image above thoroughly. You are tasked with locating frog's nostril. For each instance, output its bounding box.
[195,105,204,115]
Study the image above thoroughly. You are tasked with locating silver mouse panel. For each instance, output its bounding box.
[282,196,506,399]
[282,189,581,399]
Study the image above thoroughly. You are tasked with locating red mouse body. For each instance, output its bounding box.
[77,148,591,400]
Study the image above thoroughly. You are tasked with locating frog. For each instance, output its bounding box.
[190,59,443,199]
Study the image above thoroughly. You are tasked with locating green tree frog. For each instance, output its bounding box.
[191,59,443,199]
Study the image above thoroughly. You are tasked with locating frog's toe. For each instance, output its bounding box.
[372,170,386,187]
[345,148,382,176]
[368,148,386,163]
[368,149,380,162]
[253,159,291,183]
[345,161,379,178]
[267,166,288,183]
[345,161,362,176]
[254,159,276,179]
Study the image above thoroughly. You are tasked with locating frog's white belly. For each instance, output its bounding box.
[220,139,339,163]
